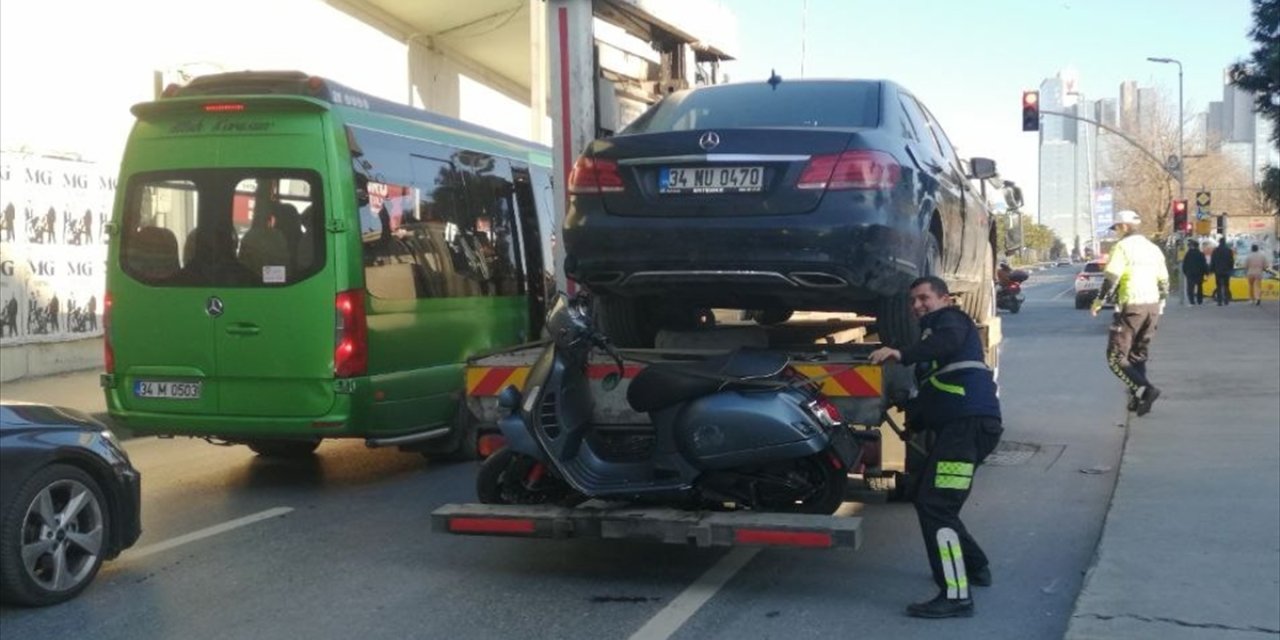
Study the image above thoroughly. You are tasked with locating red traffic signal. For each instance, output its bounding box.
[1172,199,1189,232]
[1021,91,1040,132]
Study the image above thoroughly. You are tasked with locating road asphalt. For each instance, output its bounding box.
[2,299,1277,639]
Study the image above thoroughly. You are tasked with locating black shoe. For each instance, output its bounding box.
[970,566,992,587]
[1136,386,1161,417]
[906,593,974,619]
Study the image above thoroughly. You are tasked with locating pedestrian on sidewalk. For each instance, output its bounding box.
[1181,238,1209,305]
[1244,244,1268,306]
[870,276,1003,619]
[1092,210,1169,416]
[1211,236,1236,306]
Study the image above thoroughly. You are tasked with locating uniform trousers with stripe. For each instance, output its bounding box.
[1105,303,1160,394]
[911,415,1003,599]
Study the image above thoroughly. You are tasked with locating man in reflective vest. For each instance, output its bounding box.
[871,275,1003,618]
[1091,209,1169,416]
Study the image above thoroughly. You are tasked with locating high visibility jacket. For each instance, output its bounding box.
[1105,234,1169,305]
[898,306,1001,429]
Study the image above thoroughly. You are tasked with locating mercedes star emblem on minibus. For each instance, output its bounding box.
[698,131,721,151]
[206,297,224,318]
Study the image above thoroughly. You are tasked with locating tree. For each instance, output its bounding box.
[1230,0,1280,209]
[1230,0,1279,147]
[1103,87,1272,239]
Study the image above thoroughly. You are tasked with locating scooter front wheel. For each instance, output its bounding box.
[476,448,579,505]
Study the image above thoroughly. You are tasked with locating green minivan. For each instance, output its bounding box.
[102,71,556,458]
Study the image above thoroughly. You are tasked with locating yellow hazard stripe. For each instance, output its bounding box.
[465,367,531,396]
[791,364,883,397]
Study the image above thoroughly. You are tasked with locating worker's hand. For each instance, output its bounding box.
[868,346,901,365]
[1090,298,1103,317]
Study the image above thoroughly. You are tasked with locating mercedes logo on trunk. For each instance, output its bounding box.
[698,131,721,151]
[205,297,224,317]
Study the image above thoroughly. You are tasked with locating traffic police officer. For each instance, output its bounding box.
[1091,209,1169,415]
[870,275,1003,619]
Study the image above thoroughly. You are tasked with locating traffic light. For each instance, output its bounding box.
[1172,199,1189,233]
[1021,91,1040,132]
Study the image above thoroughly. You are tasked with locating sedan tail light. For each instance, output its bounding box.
[797,150,901,191]
[568,157,624,195]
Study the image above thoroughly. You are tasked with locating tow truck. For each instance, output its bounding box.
[431,311,1001,550]
[431,0,1003,551]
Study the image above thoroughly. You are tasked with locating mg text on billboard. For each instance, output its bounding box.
[0,152,112,346]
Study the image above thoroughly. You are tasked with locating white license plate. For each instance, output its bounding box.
[660,167,763,194]
[134,380,202,400]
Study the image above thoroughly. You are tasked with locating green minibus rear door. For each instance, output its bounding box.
[115,109,338,421]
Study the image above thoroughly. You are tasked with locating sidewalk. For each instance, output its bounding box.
[1065,301,1280,639]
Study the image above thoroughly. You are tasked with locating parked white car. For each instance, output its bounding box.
[1074,259,1108,309]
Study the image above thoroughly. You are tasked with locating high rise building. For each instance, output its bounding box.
[1096,98,1118,129]
[1119,81,1137,133]
[1136,87,1160,136]
[1207,101,1224,146]
[1039,76,1069,142]
[1222,69,1256,143]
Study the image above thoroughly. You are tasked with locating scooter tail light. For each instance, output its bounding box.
[807,397,843,427]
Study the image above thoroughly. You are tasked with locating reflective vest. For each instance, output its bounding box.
[1105,235,1169,305]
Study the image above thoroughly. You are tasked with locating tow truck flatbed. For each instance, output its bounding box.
[432,501,862,550]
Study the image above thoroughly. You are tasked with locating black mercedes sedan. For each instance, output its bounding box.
[0,402,141,606]
[563,78,998,347]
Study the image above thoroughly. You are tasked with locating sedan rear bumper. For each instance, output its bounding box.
[565,198,923,310]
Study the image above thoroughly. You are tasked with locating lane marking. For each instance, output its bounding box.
[125,507,294,560]
[1052,285,1076,300]
[629,547,761,640]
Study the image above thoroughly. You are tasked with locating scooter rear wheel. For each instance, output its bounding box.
[753,452,847,515]
[476,448,577,505]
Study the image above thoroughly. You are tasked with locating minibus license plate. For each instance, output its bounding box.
[660,167,762,194]
[135,380,202,400]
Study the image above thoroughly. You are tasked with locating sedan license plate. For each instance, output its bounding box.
[134,380,202,400]
[660,167,763,194]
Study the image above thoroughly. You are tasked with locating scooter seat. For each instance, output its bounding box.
[627,349,790,413]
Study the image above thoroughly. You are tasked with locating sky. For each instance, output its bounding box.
[718,0,1259,215]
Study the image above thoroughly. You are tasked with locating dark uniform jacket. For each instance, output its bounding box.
[897,306,1001,429]
[1181,248,1208,278]
[1210,244,1235,275]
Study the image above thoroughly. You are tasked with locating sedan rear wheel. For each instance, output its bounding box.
[0,464,109,607]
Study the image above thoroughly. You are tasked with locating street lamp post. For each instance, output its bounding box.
[1147,57,1184,201]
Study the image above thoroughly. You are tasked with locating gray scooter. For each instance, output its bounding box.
[477,295,862,514]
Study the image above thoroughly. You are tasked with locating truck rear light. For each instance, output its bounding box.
[733,528,834,548]
[448,517,537,534]
[568,157,624,195]
[477,434,506,458]
[797,150,901,190]
[334,289,368,378]
[103,293,114,374]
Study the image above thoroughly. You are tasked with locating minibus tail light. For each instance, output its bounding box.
[103,293,115,374]
[334,290,368,378]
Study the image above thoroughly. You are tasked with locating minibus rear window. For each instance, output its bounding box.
[120,169,324,287]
